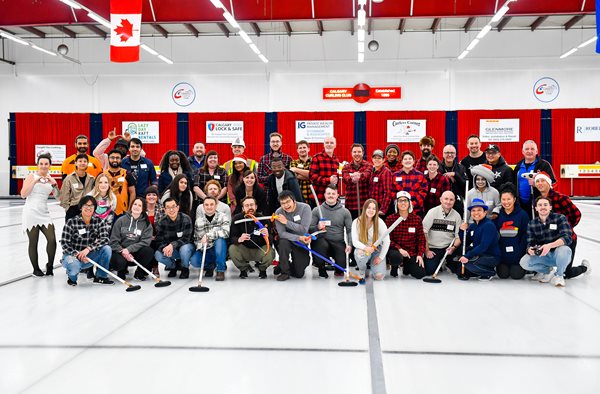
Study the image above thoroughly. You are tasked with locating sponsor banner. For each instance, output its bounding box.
[35,145,66,164]
[560,164,600,178]
[172,82,196,107]
[371,87,401,99]
[206,121,244,143]
[479,119,520,142]
[533,77,560,103]
[295,120,334,143]
[323,88,353,99]
[387,120,426,143]
[122,121,160,143]
[574,118,600,142]
[323,83,401,103]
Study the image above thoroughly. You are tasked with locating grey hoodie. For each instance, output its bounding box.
[309,202,352,244]
[110,212,153,253]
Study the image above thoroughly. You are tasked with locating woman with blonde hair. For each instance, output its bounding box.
[351,199,390,280]
[88,173,117,224]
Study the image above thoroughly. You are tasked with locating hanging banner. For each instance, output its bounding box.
[110,0,142,62]
[122,121,160,143]
[323,83,401,104]
[295,120,334,143]
[575,118,600,142]
[35,145,66,164]
[479,119,520,142]
[387,120,426,143]
[206,121,244,143]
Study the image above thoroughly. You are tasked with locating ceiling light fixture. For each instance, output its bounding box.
[239,30,252,44]
[476,24,492,40]
[140,44,158,56]
[577,36,598,49]
[32,45,57,56]
[157,54,173,64]
[59,0,82,9]
[0,31,30,46]
[87,12,112,29]
[457,50,469,60]
[209,0,225,9]
[223,11,240,29]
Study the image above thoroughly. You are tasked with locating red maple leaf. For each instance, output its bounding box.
[114,19,134,42]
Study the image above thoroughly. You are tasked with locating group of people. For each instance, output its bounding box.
[20,130,590,287]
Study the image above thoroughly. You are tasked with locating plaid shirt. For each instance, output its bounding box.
[61,215,111,256]
[194,210,230,249]
[369,165,393,214]
[290,156,312,204]
[526,212,572,248]
[392,169,428,215]
[546,189,581,241]
[309,150,340,201]
[342,160,372,211]
[416,157,428,174]
[194,167,228,200]
[385,213,426,256]
[257,151,293,185]
[384,160,401,173]
[424,172,451,212]
[155,213,193,250]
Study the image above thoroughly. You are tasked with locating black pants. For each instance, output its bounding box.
[423,247,458,276]
[496,263,526,279]
[276,239,310,278]
[110,246,154,278]
[388,249,426,279]
[312,237,346,272]
[26,224,57,271]
[565,238,586,279]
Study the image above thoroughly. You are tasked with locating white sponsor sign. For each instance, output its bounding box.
[122,121,160,144]
[295,120,334,143]
[574,118,600,142]
[206,121,244,143]
[35,145,66,164]
[387,120,426,143]
[479,119,520,142]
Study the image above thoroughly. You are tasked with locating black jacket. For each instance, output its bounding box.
[266,170,304,215]
[487,156,514,190]
[512,156,556,202]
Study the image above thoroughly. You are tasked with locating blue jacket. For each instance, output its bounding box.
[465,217,500,260]
[494,205,529,265]
[121,156,157,197]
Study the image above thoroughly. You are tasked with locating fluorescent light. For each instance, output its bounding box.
[559,48,577,59]
[209,0,225,9]
[141,44,158,56]
[258,54,268,63]
[578,36,598,49]
[59,0,82,9]
[32,45,57,56]
[239,30,252,44]
[357,28,365,41]
[358,41,364,53]
[158,54,173,64]
[223,11,239,29]
[249,43,260,54]
[88,12,112,29]
[491,5,510,23]
[0,32,29,46]
[466,38,480,51]
[458,50,469,60]
[476,25,492,39]
[357,9,366,27]
[358,52,364,63]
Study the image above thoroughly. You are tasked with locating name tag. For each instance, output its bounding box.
[470,231,474,236]
[486,201,493,206]
[140,164,148,169]
[395,177,402,182]
[78,228,86,235]
[214,175,221,180]
[373,177,379,183]
[135,229,142,235]
[408,227,416,233]
[177,232,183,237]
[506,246,514,252]
[293,215,301,222]
[72,183,81,189]
[118,177,125,182]
[430,188,437,194]
[447,224,454,231]
[253,230,262,236]
[321,220,331,226]
[87,163,93,167]
[549,224,557,230]
[297,164,304,169]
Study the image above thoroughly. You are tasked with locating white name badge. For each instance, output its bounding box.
[549,224,557,230]
[293,215,301,222]
[486,201,493,206]
[118,177,125,182]
[297,164,304,169]
[78,228,87,235]
[87,163,93,167]
[470,231,474,236]
[395,177,402,182]
[72,183,81,189]
[447,224,455,231]
[373,177,379,183]
[430,188,437,194]
[253,230,262,236]
[176,232,183,237]
[408,227,416,233]
[140,164,148,169]
[321,220,332,226]
[135,229,142,235]
[506,246,514,252]
[213,175,221,180]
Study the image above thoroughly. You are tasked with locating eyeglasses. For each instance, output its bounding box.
[82,204,95,209]
[165,206,178,210]
[398,199,410,204]
[443,152,456,155]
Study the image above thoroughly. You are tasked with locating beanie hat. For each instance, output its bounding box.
[395,191,413,213]
[385,144,400,156]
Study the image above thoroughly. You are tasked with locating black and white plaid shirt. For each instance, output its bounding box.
[61,215,111,256]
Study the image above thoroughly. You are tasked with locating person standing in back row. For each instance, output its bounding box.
[460,134,486,184]
[309,136,340,202]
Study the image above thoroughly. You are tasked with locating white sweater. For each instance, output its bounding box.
[351,217,390,258]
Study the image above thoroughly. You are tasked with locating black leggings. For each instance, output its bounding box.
[110,246,155,278]
[496,263,526,280]
[26,224,57,271]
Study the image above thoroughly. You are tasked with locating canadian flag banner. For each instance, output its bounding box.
[110,0,142,62]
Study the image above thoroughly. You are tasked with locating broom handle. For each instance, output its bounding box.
[86,257,130,286]
[130,257,159,281]
[197,242,208,285]
[461,180,469,275]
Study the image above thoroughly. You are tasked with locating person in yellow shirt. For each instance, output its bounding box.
[61,134,103,180]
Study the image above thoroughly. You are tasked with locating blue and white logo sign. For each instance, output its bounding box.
[533,77,560,103]
[172,82,196,107]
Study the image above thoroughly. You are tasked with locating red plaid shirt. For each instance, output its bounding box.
[256,151,292,185]
[547,189,581,241]
[416,157,428,174]
[385,160,401,173]
[424,172,451,212]
[369,165,393,215]
[392,168,428,215]
[385,213,426,256]
[342,159,372,211]
[309,150,340,201]
[290,156,312,204]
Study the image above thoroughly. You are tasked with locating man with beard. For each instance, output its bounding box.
[439,144,468,217]
[309,136,340,202]
[121,138,157,197]
[416,136,435,173]
[93,128,144,170]
[257,132,293,185]
[460,134,487,183]
[266,158,303,215]
[484,144,514,190]
[342,144,372,220]
[104,150,136,217]
[289,140,313,207]
[188,142,206,173]
[384,144,401,173]
[61,134,103,180]
[229,196,274,279]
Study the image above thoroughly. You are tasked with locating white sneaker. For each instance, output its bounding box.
[582,259,591,276]
[551,275,565,287]
[531,272,545,281]
[539,269,556,283]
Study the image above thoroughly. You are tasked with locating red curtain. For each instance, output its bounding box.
[366,111,447,158]
[276,112,355,162]
[189,112,266,165]
[551,109,600,196]
[102,113,178,166]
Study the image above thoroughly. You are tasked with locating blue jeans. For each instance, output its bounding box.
[463,255,499,277]
[520,245,572,277]
[191,238,227,272]
[354,249,387,279]
[61,245,112,282]
[154,243,194,269]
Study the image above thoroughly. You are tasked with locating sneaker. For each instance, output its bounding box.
[32,269,44,277]
[85,267,95,280]
[239,270,248,279]
[216,272,225,281]
[152,266,160,277]
[531,272,545,281]
[390,266,398,278]
[179,268,190,279]
[133,271,147,281]
[276,273,289,281]
[273,266,281,276]
[93,277,115,285]
[318,267,329,278]
[117,271,127,281]
[551,275,566,287]
[259,270,267,279]
[167,269,177,278]
[67,278,77,287]
[539,270,556,283]
[334,270,344,277]
[349,261,357,267]
[582,259,591,276]
[457,274,469,281]
[478,276,492,281]
[204,269,214,278]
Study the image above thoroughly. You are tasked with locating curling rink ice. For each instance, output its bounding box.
[0,199,599,394]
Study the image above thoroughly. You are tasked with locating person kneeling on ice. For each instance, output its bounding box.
[452,198,500,281]
[229,196,274,279]
[519,196,572,287]
[191,197,230,281]
[154,198,194,279]
[273,190,312,281]
[308,185,353,278]
[61,195,114,286]
[352,199,390,280]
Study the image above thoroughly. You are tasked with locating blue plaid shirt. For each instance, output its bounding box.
[526,212,572,248]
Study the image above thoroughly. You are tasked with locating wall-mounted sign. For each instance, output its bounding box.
[122,121,160,144]
[533,77,560,103]
[387,120,426,143]
[479,119,520,142]
[323,83,401,104]
[35,145,66,164]
[295,120,334,143]
[206,121,244,143]
[574,118,600,142]
[172,82,196,107]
